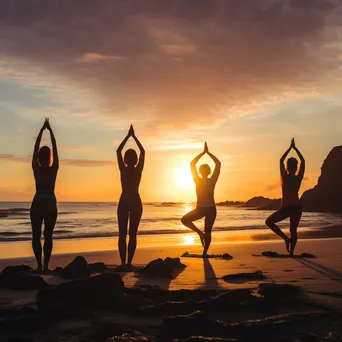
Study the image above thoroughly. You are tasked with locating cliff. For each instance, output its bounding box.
[301,146,342,213]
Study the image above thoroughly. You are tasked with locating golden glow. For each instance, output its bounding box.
[183,235,195,245]
[174,165,194,189]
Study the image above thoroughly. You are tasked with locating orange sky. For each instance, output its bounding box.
[0,1,342,202]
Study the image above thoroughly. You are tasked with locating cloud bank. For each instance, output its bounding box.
[0,0,341,128]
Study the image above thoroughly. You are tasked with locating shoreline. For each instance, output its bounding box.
[0,223,341,260]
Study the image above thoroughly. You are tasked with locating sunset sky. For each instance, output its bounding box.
[1,0,342,202]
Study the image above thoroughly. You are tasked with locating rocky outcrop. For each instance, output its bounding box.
[217,200,245,206]
[245,196,281,209]
[141,258,186,279]
[301,146,342,213]
[61,256,91,279]
[36,273,128,316]
[0,265,48,290]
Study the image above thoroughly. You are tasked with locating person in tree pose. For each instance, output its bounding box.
[116,125,145,270]
[31,118,59,272]
[181,142,221,256]
[265,138,305,256]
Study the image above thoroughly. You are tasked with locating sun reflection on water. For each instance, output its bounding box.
[183,234,196,245]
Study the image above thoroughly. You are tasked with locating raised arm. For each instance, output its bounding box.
[190,149,205,183]
[132,129,145,172]
[116,130,131,171]
[207,144,221,182]
[293,144,305,179]
[46,120,59,170]
[32,122,46,170]
[280,139,294,176]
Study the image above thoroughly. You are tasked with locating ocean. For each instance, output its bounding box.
[0,202,341,242]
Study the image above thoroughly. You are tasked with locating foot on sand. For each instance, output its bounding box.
[126,264,139,272]
[115,264,127,272]
[42,266,52,275]
[31,267,42,274]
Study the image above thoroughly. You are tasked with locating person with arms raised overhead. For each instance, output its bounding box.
[265,138,305,256]
[181,142,221,256]
[31,118,59,273]
[117,125,145,270]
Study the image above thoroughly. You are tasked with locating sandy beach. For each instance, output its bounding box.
[0,235,341,341]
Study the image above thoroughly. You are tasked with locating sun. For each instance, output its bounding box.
[183,235,195,245]
[174,165,194,189]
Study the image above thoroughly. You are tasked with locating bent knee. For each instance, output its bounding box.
[265,217,273,226]
[181,216,189,225]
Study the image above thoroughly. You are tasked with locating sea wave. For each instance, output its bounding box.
[0,225,285,242]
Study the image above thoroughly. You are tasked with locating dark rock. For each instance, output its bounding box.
[163,311,226,339]
[181,252,233,260]
[262,251,281,258]
[174,338,235,342]
[61,256,91,279]
[106,334,150,341]
[142,258,186,279]
[222,253,233,260]
[36,272,148,317]
[301,146,342,213]
[258,283,303,299]
[88,323,153,342]
[53,267,63,274]
[141,299,199,316]
[165,309,341,341]
[244,196,281,209]
[0,313,47,334]
[217,200,244,206]
[206,289,257,309]
[222,271,267,283]
[140,289,257,316]
[261,251,317,259]
[0,265,48,290]
[88,321,123,341]
[126,287,219,304]
[1,265,33,276]
[89,262,107,273]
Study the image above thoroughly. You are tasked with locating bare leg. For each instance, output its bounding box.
[127,200,143,267]
[289,213,301,257]
[30,210,43,271]
[181,209,206,246]
[203,208,217,256]
[43,209,57,271]
[265,210,290,252]
[117,201,129,266]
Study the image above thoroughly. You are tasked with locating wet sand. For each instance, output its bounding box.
[0,238,341,341]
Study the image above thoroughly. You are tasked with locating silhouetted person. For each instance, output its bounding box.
[30,118,59,272]
[266,138,305,256]
[181,142,221,256]
[117,125,145,270]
